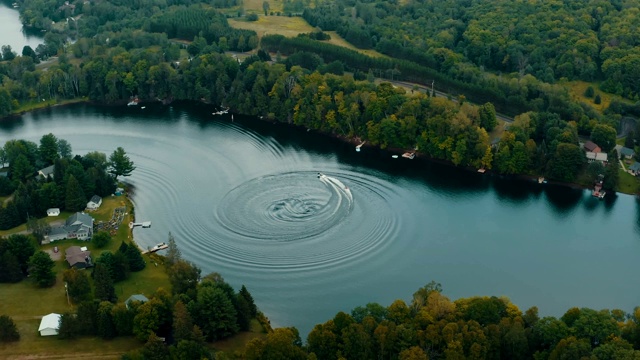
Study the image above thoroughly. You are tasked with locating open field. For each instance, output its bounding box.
[229,15,315,39]
[618,167,640,195]
[324,31,386,58]
[563,80,632,113]
[243,0,286,13]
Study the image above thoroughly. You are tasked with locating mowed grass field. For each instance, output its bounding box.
[0,195,171,359]
[243,0,286,13]
[228,16,315,39]
[564,80,632,112]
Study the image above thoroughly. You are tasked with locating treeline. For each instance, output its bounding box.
[243,282,640,360]
[147,4,257,50]
[260,34,603,124]
[0,134,118,230]
[56,234,262,359]
[303,0,640,100]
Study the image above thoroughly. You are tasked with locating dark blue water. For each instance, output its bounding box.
[1,103,639,337]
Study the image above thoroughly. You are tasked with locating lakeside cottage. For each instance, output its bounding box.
[86,195,102,210]
[629,163,640,176]
[619,146,635,160]
[44,212,94,243]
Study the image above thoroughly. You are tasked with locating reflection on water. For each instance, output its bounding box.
[0,102,638,337]
[0,1,43,52]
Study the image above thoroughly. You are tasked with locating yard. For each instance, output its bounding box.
[0,194,171,359]
[617,167,640,195]
[228,15,315,40]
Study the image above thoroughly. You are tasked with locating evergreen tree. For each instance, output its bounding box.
[108,147,136,179]
[28,250,56,287]
[65,174,87,212]
[0,251,24,282]
[5,234,36,274]
[93,263,117,302]
[240,285,258,317]
[97,301,116,339]
[92,231,111,248]
[57,312,80,339]
[125,243,146,272]
[76,301,99,336]
[594,94,601,104]
[0,315,20,342]
[192,286,239,340]
[172,300,194,343]
[165,232,181,268]
[111,303,135,336]
[142,333,170,360]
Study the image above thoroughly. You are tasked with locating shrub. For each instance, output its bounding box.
[247,13,259,21]
[0,315,20,342]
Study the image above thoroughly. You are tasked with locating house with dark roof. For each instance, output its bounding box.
[619,147,635,160]
[37,165,55,179]
[126,294,149,309]
[65,246,92,268]
[629,162,640,176]
[44,212,94,243]
[86,195,102,210]
[583,141,601,153]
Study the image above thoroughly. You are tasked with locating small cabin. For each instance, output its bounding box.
[86,195,102,210]
[46,208,60,216]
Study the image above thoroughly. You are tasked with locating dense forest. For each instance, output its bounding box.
[0,134,120,230]
[0,0,637,189]
[241,282,640,360]
[303,0,640,99]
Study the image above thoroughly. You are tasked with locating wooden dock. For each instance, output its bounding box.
[142,243,168,255]
[129,221,152,229]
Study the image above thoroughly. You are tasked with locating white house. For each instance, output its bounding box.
[86,195,102,210]
[38,313,61,336]
[37,165,55,180]
[586,151,608,163]
[46,208,60,216]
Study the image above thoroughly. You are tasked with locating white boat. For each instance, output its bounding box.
[392,155,399,159]
[318,173,352,200]
[127,100,138,106]
[141,106,146,109]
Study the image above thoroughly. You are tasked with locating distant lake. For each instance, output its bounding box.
[1,102,640,337]
[0,1,43,53]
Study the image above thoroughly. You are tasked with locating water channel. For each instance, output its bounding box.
[0,1,43,54]
[0,102,638,337]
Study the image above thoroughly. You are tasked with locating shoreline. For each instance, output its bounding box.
[3,98,634,196]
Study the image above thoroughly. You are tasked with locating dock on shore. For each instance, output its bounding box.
[129,221,152,229]
[141,243,168,255]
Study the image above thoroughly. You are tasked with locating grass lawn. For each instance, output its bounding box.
[228,15,315,40]
[211,319,267,357]
[617,167,640,195]
[243,0,286,13]
[324,31,387,58]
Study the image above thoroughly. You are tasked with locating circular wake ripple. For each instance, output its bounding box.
[216,172,353,241]
[209,170,403,271]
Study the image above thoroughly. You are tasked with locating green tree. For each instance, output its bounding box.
[624,132,635,149]
[547,143,585,182]
[399,346,428,360]
[26,218,51,245]
[479,102,498,131]
[5,234,36,274]
[63,268,92,303]
[168,260,201,296]
[133,300,162,341]
[172,300,194,343]
[591,124,617,152]
[97,301,116,339]
[111,303,135,336]
[245,327,307,360]
[594,94,601,104]
[125,243,146,272]
[57,312,80,339]
[0,251,23,283]
[96,251,129,282]
[171,339,212,360]
[0,315,20,342]
[584,86,595,98]
[192,286,239,340]
[92,231,111,248]
[28,250,56,287]
[108,147,136,179]
[142,333,170,360]
[93,263,117,302]
[39,133,59,165]
[65,174,87,212]
[11,154,33,182]
[58,139,73,159]
[239,285,257,317]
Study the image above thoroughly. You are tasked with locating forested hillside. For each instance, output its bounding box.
[303,0,640,99]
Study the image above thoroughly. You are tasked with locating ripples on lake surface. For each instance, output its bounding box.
[1,103,639,337]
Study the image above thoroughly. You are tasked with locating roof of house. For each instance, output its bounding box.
[38,313,61,331]
[584,141,600,151]
[65,246,91,267]
[38,165,55,176]
[586,152,608,161]
[620,147,635,157]
[89,195,102,204]
[126,294,149,304]
[65,212,93,227]
[47,208,60,213]
[630,163,640,171]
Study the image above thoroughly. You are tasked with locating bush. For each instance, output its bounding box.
[0,315,20,342]
[92,231,111,248]
[247,13,259,21]
[594,94,601,104]
[584,86,595,98]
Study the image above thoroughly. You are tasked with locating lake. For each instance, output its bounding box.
[1,102,639,337]
[0,1,43,53]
